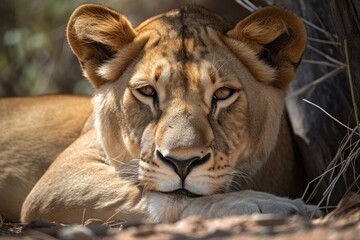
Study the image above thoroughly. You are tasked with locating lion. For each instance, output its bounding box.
[0,4,322,224]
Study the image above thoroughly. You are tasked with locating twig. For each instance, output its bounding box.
[313,12,338,43]
[307,45,345,66]
[322,143,359,203]
[106,209,122,223]
[303,130,355,202]
[287,66,345,99]
[344,39,360,134]
[302,99,360,136]
[82,208,87,225]
[234,0,258,12]
[302,59,340,67]
[315,12,326,32]
[243,0,258,10]
[302,157,349,201]
[301,18,338,39]
[304,130,358,207]
[308,37,341,46]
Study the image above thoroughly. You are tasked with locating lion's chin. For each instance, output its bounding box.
[160,188,203,198]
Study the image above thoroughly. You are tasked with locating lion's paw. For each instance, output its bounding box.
[181,190,323,220]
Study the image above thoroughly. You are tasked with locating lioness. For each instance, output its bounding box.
[0,4,321,223]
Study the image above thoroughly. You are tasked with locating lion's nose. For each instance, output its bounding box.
[156,150,211,182]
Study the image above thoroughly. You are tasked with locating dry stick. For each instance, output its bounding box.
[302,59,339,67]
[330,128,359,173]
[323,141,360,206]
[302,131,355,202]
[242,0,258,10]
[325,149,359,207]
[106,209,122,224]
[313,12,339,44]
[302,155,350,201]
[307,133,357,218]
[234,0,257,12]
[344,39,360,134]
[287,66,345,100]
[301,18,338,39]
[303,99,360,135]
[82,208,87,225]
[307,45,345,65]
[308,37,341,46]
[314,12,327,33]
[318,205,338,210]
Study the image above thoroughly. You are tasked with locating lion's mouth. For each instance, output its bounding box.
[161,188,202,198]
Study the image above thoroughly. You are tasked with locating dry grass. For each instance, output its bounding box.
[299,31,360,215]
[0,215,23,236]
[301,100,360,212]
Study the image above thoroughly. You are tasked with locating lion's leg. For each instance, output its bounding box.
[21,130,147,224]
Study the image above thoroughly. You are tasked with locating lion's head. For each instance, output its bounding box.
[67,4,306,200]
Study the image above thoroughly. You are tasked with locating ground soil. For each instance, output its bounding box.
[1,193,359,240]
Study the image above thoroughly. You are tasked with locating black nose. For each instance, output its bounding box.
[156,150,211,182]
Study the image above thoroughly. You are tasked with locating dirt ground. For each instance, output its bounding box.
[1,193,359,240]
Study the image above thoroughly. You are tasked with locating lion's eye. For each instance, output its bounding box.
[213,87,234,101]
[137,86,156,97]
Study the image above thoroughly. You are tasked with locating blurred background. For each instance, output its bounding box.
[0,0,267,97]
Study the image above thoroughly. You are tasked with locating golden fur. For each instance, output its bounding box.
[0,4,321,223]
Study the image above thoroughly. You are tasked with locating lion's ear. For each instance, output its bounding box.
[227,7,307,89]
[67,4,136,88]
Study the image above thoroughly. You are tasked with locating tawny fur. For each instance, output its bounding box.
[0,5,319,224]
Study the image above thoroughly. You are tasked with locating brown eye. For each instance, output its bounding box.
[213,87,234,100]
[138,86,156,97]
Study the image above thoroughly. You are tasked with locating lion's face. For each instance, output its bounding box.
[68,5,306,197]
[94,28,284,197]
[122,38,250,196]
